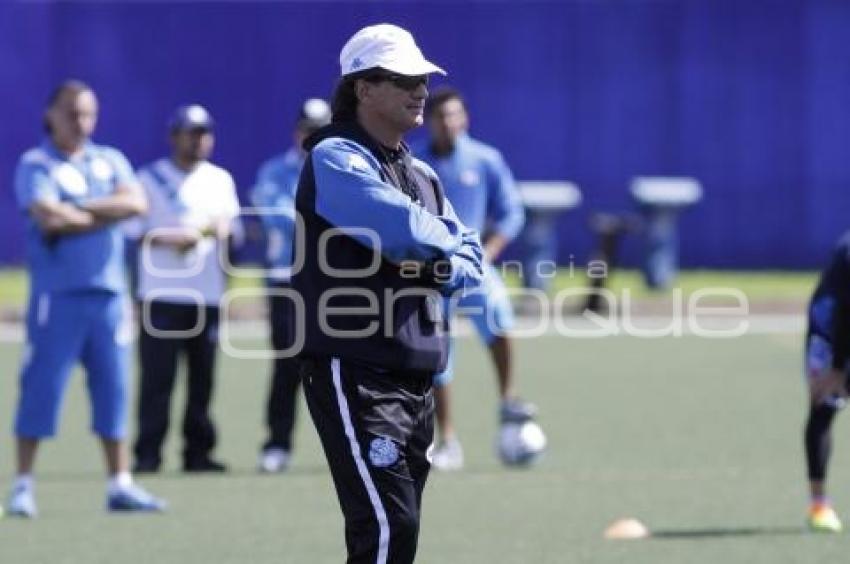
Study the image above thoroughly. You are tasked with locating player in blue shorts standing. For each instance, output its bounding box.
[5,80,165,517]
[414,87,537,470]
[802,232,850,532]
[251,97,331,473]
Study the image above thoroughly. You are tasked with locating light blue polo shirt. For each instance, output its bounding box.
[413,133,524,242]
[251,147,303,281]
[15,139,138,295]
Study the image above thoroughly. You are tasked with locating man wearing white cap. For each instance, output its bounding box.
[291,24,483,563]
[251,98,332,473]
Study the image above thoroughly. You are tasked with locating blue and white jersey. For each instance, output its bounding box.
[413,133,524,242]
[250,147,303,282]
[131,158,240,305]
[15,139,139,295]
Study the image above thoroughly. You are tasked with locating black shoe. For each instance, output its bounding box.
[132,459,161,474]
[182,458,228,473]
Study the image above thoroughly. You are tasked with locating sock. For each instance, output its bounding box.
[107,471,133,494]
[811,495,830,508]
[805,403,838,482]
[13,474,34,492]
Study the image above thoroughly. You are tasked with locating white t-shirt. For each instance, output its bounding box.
[132,158,240,305]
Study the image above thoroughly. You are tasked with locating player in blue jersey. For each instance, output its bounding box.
[802,233,850,532]
[414,87,538,470]
[5,80,165,517]
[251,97,331,473]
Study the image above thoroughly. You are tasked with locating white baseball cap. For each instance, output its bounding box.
[339,23,446,78]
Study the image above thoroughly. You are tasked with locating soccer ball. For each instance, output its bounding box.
[497,421,547,467]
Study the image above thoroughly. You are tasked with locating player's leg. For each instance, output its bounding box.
[434,378,454,442]
[489,335,513,398]
[473,264,516,398]
[81,292,131,462]
[430,344,464,471]
[182,305,224,471]
[134,300,182,471]
[7,293,86,518]
[15,440,39,481]
[409,383,436,511]
[469,265,537,424]
[261,357,300,471]
[82,292,165,512]
[260,289,300,472]
[804,332,844,532]
[301,357,430,564]
[348,365,434,563]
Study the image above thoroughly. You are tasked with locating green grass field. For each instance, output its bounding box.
[2,331,850,563]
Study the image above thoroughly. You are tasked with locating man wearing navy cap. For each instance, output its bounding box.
[129,104,240,473]
[251,97,332,473]
[292,24,483,563]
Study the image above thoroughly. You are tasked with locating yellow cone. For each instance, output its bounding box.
[604,518,650,540]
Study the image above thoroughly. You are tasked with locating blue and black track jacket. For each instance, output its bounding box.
[292,121,483,373]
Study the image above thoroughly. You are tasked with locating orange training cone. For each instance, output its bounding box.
[604,518,650,540]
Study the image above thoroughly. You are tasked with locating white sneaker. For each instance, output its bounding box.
[6,485,37,518]
[258,448,291,473]
[431,439,464,471]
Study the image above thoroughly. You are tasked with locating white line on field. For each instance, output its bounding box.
[0,314,806,344]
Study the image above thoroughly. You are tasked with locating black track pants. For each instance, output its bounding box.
[300,356,434,564]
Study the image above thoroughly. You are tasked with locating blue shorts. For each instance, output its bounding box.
[15,291,130,439]
[434,263,515,387]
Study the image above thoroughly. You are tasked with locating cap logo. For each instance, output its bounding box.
[351,57,364,71]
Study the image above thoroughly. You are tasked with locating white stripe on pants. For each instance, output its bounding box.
[330,357,390,564]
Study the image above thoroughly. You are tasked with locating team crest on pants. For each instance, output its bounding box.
[368,436,399,468]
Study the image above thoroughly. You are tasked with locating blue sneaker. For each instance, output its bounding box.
[107,484,166,513]
[6,485,37,518]
[500,398,538,424]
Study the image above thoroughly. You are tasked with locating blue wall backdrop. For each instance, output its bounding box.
[2,0,849,268]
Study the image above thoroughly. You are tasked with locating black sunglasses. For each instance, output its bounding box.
[365,72,429,92]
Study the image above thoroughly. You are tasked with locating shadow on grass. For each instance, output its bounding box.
[650,526,808,540]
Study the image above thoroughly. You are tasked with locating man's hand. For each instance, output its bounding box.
[31,200,101,236]
[201,217,231,241]
[80,182,147,221]
[396,259,453,287]
[147,227,201,253]
[174,230,202,254]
